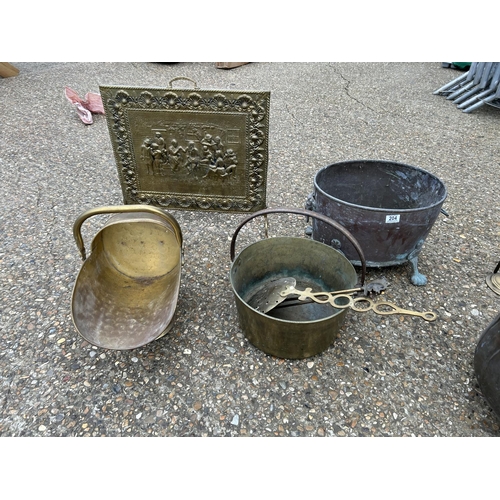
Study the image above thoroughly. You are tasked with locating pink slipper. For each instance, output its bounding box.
[65,86,105,124]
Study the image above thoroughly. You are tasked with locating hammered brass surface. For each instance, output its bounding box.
[71,206,183,350]
[100,81,270,213]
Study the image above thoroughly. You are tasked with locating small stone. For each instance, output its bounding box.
[131,357,138,362]
[231,414,239,426]
[307,362,314,369]
[183,349,192,355]
[193,401,202,411]
[38,425,46,431]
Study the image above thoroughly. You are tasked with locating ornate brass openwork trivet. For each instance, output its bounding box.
[278,285,437,321]
[100,78,270,213]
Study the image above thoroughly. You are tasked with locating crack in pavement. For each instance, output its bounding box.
[334,67,377,115]
[285,103,305,127]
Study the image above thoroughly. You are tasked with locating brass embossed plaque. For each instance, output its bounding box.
[100,82,270,212]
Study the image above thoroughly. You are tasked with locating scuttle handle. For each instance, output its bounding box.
[73,205,183,261]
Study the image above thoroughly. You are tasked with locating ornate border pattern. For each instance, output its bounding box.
[100,84,270,213]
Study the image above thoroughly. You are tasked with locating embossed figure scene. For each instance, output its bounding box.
[131,114,247,197]
[141,131,238,180]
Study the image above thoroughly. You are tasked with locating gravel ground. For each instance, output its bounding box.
[1,62,500,438]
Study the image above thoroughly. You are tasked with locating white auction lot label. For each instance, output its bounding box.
[386,214,400,223]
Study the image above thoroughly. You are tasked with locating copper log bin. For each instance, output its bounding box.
[307,160,447,286]
[71,205,183,350]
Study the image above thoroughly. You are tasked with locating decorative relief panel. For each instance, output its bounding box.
[100,82,270,212]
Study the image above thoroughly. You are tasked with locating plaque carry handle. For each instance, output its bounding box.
[169,77,199,89]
